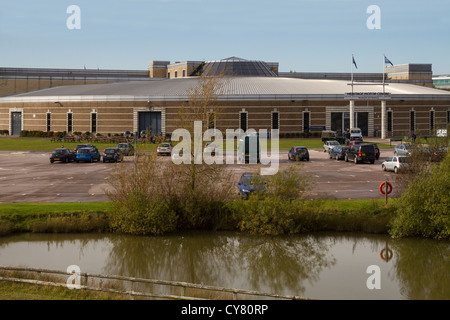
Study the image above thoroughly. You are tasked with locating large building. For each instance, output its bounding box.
[1,57,449,139]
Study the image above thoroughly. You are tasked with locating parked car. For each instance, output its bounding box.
[381,156,409,173]
[50,148,76,163]
[346,140,364,147]
[237,173,266,200]
[345,143,376,164]
[349,128,363,141]
[76,147,101,163]
[117,143,134,156]
[288,146,310,161]
[74,144,94,152]
[102,148,122,163]
[329,146,351,160]
[393,143,412,157]
[157,143,172,156]
[420,145,447,162]
[321,130,346,144]
[367,143,380,160]
[323,140,340,153]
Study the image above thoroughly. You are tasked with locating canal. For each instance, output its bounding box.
[0,232,448,300]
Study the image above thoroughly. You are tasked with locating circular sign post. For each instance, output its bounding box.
[379,181,392,205]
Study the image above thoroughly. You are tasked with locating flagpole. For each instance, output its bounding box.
[382,54,385,94]
[351,54,354,94]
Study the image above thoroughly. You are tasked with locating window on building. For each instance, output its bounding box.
[46,112,51,132]
[175,71,178,78]
[91,112,97,133]
[303,111,310,133]
[409,110,415,133]
[387,110,393,132]
[67,112,73,133]
[182,69,186,77]
[239,111,248,132]
[430,109,435,132]
[167,72,171,78]
[271,111,279,130]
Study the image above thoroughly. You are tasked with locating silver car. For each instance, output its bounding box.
[393,143,412,156]
[323,140,340,153]
[381,156,409,173]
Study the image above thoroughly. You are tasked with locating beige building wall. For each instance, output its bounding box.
[2,98,449,138]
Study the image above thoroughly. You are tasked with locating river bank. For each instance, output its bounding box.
[0,199,396,237]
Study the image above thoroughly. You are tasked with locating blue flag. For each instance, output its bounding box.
[352,56,358,69]
[384,56,393,66]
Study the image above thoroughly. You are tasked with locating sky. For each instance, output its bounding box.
[1,0,449,75]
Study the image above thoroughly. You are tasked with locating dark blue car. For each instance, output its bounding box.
[237,173,266,200]
[329,146,351,160]
[102,148,122,163]
[288,146,310,161]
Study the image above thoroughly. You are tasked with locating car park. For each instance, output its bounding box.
[381,156,409,173]
[323,140,340,153]
[345,143,376,164]
[157,143,172,156]
[237,173,266,200]
[329,146,350,160]
[288,146,310,161]
[50,148,76,163]
[76,147,101,163]
[117,143,134,156]
[74,144,94,152]
[393,143,412,156]
[102,148,122,163]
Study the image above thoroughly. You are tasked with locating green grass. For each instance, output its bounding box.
[0,137,158,152]
[0,202,112,215]
[0,281,128,300]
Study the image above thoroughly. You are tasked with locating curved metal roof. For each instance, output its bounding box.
[2,76,450,102]
[201,57,277,77]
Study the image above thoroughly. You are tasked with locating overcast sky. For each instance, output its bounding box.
[1,0,449,74]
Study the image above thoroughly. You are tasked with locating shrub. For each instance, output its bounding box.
[390,152,450,239]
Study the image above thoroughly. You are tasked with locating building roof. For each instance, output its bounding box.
[2,76,450,102]
[200,57,278,77]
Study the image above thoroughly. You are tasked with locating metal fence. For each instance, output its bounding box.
[0,265,312,300]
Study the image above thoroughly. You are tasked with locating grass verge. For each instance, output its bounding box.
[0,281,128,300]
[0,199,397,236]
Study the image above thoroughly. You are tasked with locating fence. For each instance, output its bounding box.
[0,265,312,300]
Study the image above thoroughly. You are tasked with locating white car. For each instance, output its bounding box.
[349,128,363,141]
[323,140,340,153]
[381,156,409,173]
[157,143,172,156]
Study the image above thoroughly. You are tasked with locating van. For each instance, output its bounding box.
[238,134,260,164]
[349,128,363,141]
[345,143,376,164]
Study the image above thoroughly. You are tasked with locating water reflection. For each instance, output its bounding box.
[103,232,336,295]
[0,232,448,299]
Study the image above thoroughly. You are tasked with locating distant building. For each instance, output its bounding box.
[433,75,450,90]
[1,58,449,138]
